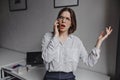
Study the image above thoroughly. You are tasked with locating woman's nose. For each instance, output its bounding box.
[62,18,66,23]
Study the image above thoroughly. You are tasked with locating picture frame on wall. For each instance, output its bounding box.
[54,0,79,8]
[9,0,27,12]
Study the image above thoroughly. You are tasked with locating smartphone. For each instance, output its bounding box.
[57,20,60,28]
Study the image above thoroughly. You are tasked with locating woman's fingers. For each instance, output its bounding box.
[54,20,59,37]
[98,26,113,41]
[106,26,113,35]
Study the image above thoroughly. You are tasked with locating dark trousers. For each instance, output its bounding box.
[43,71,75,80]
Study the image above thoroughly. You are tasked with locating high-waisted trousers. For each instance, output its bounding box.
[43,71,75,80]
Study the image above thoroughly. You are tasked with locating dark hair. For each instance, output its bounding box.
[57,7,77,34]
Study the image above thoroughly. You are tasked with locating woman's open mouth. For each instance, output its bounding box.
[60,24,66,29]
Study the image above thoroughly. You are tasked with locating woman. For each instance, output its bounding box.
[41,7,112,80]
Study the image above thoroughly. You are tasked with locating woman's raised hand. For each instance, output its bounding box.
[96,26,113,49]
[54,20,59,37]
[98,26,113,42]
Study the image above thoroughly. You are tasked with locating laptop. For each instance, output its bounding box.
[26,52,43,66]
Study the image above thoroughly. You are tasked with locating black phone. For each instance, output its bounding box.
[57,20,60,27]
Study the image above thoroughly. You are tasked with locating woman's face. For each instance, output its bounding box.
[58,11,72,33]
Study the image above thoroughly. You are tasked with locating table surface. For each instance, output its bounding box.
[20,67,46,80]
[0,48,25,69]
[0,48,110,80]
[10,67,110,80]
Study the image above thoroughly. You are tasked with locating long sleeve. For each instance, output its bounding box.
[79,40,100,67]
[41,33,101,72]
[41,32,60,63]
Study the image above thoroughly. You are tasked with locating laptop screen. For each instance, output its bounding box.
[26,52,43,66]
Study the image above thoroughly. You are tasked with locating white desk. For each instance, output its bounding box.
[74,68,110,80]
[20,67,46,80]
[1,66,45,80]
[0,48,110,80]
[0,48,25,79]
[0,48,25,69]
[2,66,110,80]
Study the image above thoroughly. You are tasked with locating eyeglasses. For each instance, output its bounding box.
[58,16,71,22]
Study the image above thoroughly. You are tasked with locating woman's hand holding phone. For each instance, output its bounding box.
[54,20,59,37]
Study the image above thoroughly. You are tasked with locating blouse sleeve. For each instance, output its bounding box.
[41,32,60,63]
[79,40,101,67]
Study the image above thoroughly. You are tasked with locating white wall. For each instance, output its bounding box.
[0,0,119,79]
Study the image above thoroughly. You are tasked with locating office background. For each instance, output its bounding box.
[0,0,119,80]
